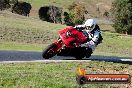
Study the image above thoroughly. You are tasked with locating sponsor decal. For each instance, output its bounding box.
[76,65,131,85]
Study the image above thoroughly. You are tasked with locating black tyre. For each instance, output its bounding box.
[42,43,58,59]
[74,47,86,60]
[85,48,92,58]
[75,56,83,60]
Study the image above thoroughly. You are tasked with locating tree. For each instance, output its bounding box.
[111,0,132,35]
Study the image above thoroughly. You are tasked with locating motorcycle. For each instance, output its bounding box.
[42,27,92,59]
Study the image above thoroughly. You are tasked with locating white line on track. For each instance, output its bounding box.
[0,60,91,64]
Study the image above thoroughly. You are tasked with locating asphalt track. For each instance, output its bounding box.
[0,50,131,64]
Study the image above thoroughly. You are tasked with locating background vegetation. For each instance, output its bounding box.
[111,0,132,35]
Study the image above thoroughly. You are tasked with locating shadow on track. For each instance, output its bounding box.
[88,55,132,65]
[0,50,131,64]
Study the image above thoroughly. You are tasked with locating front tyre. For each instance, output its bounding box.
[42,43,58,59]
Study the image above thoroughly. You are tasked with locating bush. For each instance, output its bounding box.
[11,1,32,16]
[38,5,63,24]
[63,12,74,26]
[65,2,86,26]
[0,0,10,10]
[111,0,132,35]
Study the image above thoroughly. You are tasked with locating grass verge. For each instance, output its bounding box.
[0,42,46,51]
[0,61,131,88]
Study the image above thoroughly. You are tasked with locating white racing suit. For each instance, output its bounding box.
[74,24,102,53]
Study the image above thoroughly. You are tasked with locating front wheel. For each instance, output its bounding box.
[42,43,58,59]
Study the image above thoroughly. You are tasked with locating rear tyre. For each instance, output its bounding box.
[74,47,86,60]
[85,48,92,58]
[42,43,58,59]
[75,56,83,60]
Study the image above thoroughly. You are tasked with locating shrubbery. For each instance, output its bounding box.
[39,2,86,26]
[38,6,62,24]
[0,0,10,10]
[0,0,32,17]
[65,2,86,26]
[11,1,32,16]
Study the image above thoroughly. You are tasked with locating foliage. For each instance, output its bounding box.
[11,1,32,16]
[111,0,132,35]
[0,0,11,10]
[63,12,74,26]
[38,5,62,24]
[9,0,18,4]
[66,2,86,26]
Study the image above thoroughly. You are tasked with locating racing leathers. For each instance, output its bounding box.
[74,24,102,57]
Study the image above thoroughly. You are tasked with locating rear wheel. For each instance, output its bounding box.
[42,43,58,59]
[74,47,86,60]
[75,56,83,60]
[85,48,92,58]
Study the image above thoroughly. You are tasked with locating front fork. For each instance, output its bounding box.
[53,39,63,52]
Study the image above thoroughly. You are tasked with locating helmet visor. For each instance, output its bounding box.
[85,24,94,30]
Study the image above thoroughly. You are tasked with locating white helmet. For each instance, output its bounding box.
[84,19,96,32]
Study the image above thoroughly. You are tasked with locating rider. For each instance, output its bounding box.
[73,19,103,57]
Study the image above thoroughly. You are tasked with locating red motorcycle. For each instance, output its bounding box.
[42,27,92,59]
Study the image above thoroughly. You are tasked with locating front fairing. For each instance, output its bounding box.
[58,27,87,47]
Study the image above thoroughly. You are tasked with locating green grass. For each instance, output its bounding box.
[0,42,46,51]
[0,61,131,88]
[94,32,132,57]
[22,0,75,7]
[0,11,66,44]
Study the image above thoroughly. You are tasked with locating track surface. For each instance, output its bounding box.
[0,50,131,64]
